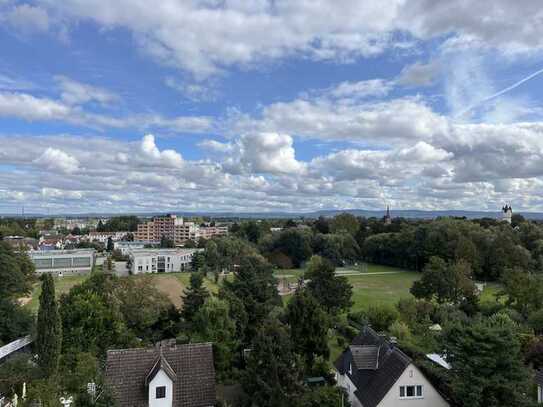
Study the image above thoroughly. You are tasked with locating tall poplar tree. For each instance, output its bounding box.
[36,274,62,377]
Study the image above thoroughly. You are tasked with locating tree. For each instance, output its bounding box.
[160,235,175,248]
[242,318,302,407]
[192,297,237,379]
[286,289,329,370]
[35,274,62,378]
[191,251,205,271]
[106,236,114,252]
[314,216,330,234]
[330,213,359,236]
[443,314,535,407]
[181,272,210,323]
[305,256,352,315]
[411,256,477,306]
[296,386,350,407]
[221,254,280,345]
[500,268,543,318]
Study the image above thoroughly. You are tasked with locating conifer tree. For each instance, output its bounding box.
[35,274,62,378]
[181,272,209,323]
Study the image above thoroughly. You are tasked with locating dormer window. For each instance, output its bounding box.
[156,386,166,399]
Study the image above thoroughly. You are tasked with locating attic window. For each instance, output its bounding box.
[156,386,166,399]
[399,385,423,399]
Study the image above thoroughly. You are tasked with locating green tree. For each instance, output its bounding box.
[411,257,477,306]
[500,268,543,318]
[181,272,210,323]
[242,318,302,407]
[296,386,350,407]
[106,236,114,252]
[305,256,352,315]
[35,274,62,378]
[191,251,206,271]
[330,213,359,236]
[443,314,535,407]
[286,289,329,370]
[221,255,280,344]
[193,297,237,379]
[160,235,175,248]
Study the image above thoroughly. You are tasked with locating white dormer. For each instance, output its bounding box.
[145,354,176,407]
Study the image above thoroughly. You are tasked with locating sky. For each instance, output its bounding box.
[1,1,543,214]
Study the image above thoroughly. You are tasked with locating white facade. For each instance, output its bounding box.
[148,369,173,407]
[114,241,147,255]
[129,248,200,274]
[337,363,448,407]
[30,249,95,276]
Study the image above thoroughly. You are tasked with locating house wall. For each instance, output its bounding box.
[336,372,363,407]
[377,363,449,407]
[148,369,173,407]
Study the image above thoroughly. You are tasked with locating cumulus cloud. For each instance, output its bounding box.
[237,132,306,175]
[139,134,183,168]
[34,147,80,174]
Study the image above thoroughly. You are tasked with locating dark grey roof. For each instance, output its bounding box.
[106,342,216,407]
[334,326,411,407]
[536,369,543,387]
[350,345,379,370]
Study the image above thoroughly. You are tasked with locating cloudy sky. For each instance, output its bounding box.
[1,1,543,214]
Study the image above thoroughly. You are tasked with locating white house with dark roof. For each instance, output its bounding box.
[105,340,215,407]
[335,326,449,407]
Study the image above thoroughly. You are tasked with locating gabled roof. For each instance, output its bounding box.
[335,326,411,407]
[106,342,215,407]
[145,353,177,385]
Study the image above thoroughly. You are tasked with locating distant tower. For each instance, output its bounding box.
[501,204,512,224]
[384,205,392,225]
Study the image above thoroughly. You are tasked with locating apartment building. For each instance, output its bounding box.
[136,214,227,244]
[30,249,96,276]
[128,248,201,274]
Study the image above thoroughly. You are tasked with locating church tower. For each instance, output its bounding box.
[501,204,512,224]
[384,205,392,225]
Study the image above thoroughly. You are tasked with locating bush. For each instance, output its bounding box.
[389,320,411,341]
[528,309,543,335]
[366,305,399,332]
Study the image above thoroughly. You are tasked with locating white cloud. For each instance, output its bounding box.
[398,60,441,87]
[198,139,234,154]
[34,147,80,174]
[55,75,118,105]
[237,132,306,175]
[34,0,543,78]
[139,134,183,168]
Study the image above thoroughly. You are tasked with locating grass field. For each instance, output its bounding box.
[23,271,221,313]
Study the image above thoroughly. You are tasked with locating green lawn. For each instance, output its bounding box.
[25,274,89,313]
[347,271,420,312]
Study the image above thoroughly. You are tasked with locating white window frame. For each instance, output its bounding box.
[399,385,423,399]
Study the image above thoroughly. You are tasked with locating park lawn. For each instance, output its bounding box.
[347,271,421,312]
[24,274,90,313]
[479,282,503,304]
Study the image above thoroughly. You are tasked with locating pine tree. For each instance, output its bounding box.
[181,273,209,323]
[286,289,330,371]
[35,274,62,378]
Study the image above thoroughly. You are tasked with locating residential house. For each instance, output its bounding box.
[105,341,216,407]
[335,326,450,407]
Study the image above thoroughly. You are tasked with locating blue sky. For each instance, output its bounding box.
[1,1,543,214]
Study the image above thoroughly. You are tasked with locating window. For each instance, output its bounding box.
[156,386,166,399]
[399,385,423,399]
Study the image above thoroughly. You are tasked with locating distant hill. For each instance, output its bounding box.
[4,209,543,220]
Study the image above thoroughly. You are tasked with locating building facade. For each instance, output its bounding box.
[128,248,201,274]
[335,326,450,407]
[136,215,227,245]
[30,249,95,276]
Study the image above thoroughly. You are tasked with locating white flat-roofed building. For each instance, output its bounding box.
[114,240,159,255]
[30,249,96,276]
[128,248,201,274]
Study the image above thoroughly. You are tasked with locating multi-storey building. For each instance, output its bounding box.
[136,215,227,245]
[128,248,201,274]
